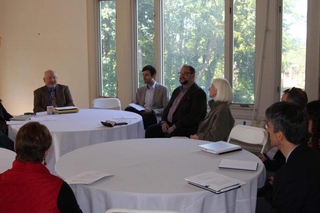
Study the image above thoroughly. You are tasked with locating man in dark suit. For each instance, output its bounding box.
[265,102,320,212]
[145,64,207,138]
[0,99,14,151]
[33,70,75,113]
[125,65,169,129]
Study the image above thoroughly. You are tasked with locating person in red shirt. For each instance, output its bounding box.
[0,122,82,213]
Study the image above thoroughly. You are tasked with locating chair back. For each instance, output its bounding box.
[105,209,180,213]
[92,98,121,110]
[226,125,268,153]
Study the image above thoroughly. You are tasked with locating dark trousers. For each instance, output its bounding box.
[0,131,14,152]
[125,106,157,129]
[145,122,195,138]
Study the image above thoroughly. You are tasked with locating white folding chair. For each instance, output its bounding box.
[92,98,122,110]
[226,124,268,153]
[105,209,180,213]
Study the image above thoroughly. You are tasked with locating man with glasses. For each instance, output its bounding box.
[145,64,207,138]
[264,102,320,212]
[33,70,75,113]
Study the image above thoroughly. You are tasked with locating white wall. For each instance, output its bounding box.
[0,0,89,115]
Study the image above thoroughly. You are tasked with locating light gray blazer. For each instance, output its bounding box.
[135,83,169,116]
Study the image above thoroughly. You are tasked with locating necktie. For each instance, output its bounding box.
[51,89,57,107]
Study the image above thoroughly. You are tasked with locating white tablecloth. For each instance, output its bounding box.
[0,148,16,173]
[8,109,144,173]
[55,138,266,213]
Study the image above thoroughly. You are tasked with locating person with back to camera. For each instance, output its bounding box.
[0,122,82,213]
[33,69,75,113]
[145,64,207,138]
[264,102,320,212]
[190,78,234,141]
[306,100,320,151]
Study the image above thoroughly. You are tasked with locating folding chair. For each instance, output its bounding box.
[92,98,122,110]
[226,124,268,153]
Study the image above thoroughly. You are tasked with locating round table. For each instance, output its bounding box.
[8,109,144,173]
[0,148,16,173]
[55,138,266,213]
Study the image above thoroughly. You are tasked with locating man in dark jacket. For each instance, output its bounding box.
[145,64,207,138]
[0,99,14,151]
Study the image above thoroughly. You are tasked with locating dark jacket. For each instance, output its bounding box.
[0,99,13,134]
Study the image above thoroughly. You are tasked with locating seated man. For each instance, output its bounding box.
[259,87,308,172]
[265,102,320,212]
[145,64,207,138]
[0,99,14,151]
[125,65,169,129]
[33,70,75,113]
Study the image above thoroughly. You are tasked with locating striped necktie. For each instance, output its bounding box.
[50,89,57,107]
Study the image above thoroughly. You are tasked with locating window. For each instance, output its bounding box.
[137,0,155,87]
[99,0,117,97]
[281,0,307,94]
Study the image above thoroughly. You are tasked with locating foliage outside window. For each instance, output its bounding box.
[100,0,117,97]
[281,0,306,94]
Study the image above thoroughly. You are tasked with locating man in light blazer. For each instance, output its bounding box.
[125,65,169,129]
[265,102,320,212]
[33,70,75,113]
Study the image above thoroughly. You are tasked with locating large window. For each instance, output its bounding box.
[99,0,117,97]
[281,0,307,94]
[137,0,155,87]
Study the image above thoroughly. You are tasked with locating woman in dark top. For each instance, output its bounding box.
[0,122,82,213]
[190,78,234,141]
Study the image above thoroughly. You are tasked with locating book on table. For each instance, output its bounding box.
[54,106,79,114]
[199,141,242,155]
[185,171,245,194]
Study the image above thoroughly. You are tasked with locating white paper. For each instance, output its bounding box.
[65,171,113,185]
[129,103,145,111]
[185,171,245,193]
[6,121,28,125]
[219,159,258,171]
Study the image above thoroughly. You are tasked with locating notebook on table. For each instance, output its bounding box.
[199,141,242,155]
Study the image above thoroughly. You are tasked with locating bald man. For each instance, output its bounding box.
[33,70,74,113]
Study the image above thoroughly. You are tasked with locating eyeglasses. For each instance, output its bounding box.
[263,122,268,130]
[178,72,192,76]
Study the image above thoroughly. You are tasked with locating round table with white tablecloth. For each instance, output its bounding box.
[8,109,144,173]
[55,138,266,213]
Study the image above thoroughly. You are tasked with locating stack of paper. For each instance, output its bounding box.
[199,141,242,155]
[65,171,113,185]
[185,171,245,194]
[219,159,258,171]
[54,106,79,114]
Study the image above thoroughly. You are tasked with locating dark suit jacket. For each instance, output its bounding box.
[161,83,207,136]
[33,84,74,113]
[272,144,320,213]
[263,149,286,172]
[0,100,13,134]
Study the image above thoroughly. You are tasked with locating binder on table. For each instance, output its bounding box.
[185,171,245,194]
[54,106,79,114]
[199,141,242,155]
[219,159,259,171]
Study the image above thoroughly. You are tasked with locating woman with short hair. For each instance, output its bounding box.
[0,122,82,213]
[190,78,234,141]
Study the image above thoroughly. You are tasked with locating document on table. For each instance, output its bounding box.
[219,159,258,171]
[129,103,145,111]
[65,171,113,185]
[185,171,245,194]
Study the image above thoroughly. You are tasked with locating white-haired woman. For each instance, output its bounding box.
[190,78,234,141]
